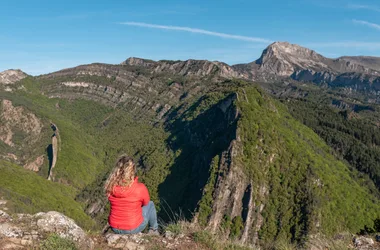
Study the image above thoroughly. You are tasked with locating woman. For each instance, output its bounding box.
[104,155,159,235]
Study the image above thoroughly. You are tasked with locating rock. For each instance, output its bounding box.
[375,235,380,242]
[165,230,174,240]
[105,233,146,249]
[23,155,44,172]
[0,210,94,250]
[0,223,23,238]
[0,209,11,220]
[0,69,27,85]
[354,236,374,249]
[35,211,94,249]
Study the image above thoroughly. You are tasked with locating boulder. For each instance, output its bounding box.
[35,211,94,249]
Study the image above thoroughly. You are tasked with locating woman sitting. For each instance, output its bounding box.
[104,155,159,235]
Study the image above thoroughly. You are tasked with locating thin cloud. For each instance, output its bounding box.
[353,19,380,31]
[347,4,380,13]
[119,22,272,43]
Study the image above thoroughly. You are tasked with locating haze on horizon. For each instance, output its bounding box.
[1,0,380,75]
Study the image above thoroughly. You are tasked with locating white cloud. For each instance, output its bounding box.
[119,22,272,43]
[352,19,380,31]
[347,4,380,13]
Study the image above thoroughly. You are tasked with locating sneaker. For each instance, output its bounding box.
[148,229,160,236]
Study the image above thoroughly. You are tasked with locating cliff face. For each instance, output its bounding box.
[0,99,47,168]
[37,63,232,121]
[338,56,380,72]
[193,87,380,246]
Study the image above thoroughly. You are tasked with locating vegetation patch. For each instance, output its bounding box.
[40,234,77,250]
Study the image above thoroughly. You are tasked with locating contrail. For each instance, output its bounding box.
[119,21,272,43]
[353,19,380,31]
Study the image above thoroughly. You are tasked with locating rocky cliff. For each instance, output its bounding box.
[0,70,27,85]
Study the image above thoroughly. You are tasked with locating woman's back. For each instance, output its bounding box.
[104,155,158,235]
[108,177,150,230]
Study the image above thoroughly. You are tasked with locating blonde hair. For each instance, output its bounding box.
[104,155,136,195]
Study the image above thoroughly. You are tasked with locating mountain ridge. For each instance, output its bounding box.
[3,41,380,91]
[118,42,380,95]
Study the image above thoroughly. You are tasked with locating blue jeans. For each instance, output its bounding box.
[112,201,158,234]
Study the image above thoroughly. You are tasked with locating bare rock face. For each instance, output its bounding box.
[0,100,43,147]
[122,57,242,78]
[233,42,380,95]
[256,41,329,76]
[339,56,380,72]
[23,155,44,172]
[0,210,94,250]
[121,57,157,68]
[0,70,27,85]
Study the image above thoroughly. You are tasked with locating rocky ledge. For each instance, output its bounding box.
[0,209,94,249]
[0,206,196,249]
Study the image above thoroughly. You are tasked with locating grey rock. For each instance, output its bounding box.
[0,223,23,238]
[164,230,174,240]
[105,233,146,249]
[354,236,374,249]
[0,210,94,250]
[0,209,11,220]
[35,211,94,249]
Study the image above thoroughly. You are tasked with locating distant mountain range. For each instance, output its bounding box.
[121,42,380,93]
[2,41,380,93]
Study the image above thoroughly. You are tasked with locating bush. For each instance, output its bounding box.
[230,216,244,239]
[374,218,380,232]
[40,234,77,250]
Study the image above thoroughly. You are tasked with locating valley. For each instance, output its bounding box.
[1,42,380,249]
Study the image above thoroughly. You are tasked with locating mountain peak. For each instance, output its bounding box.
[0,69,28,84]
[255,41,327,76]
[268,42,319,58]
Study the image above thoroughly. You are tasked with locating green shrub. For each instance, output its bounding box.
[374,218,380,232]
[198,155,219,226]
[221,215,232,230]
[193,231,218,250]
[40,234,77,250]
[165,223,183,236]
[230,216,244,239]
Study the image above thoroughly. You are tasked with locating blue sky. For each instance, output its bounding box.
[1,0,380,75]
